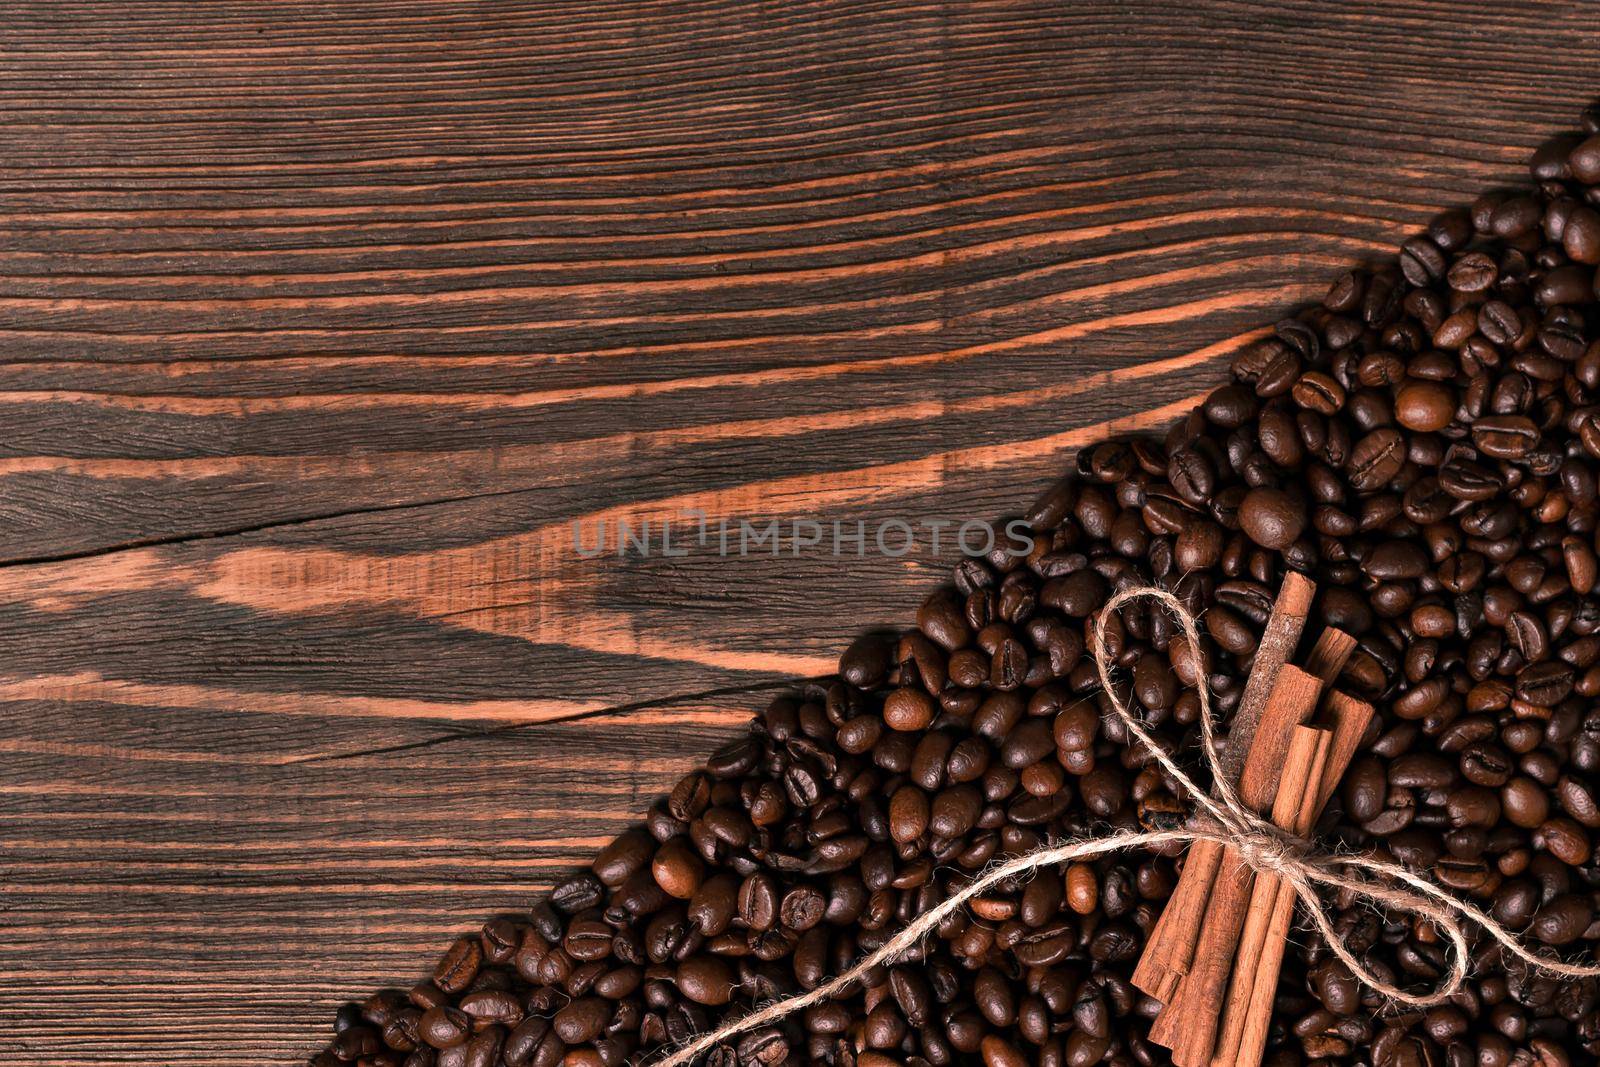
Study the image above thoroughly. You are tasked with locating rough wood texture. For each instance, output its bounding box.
[2,3,1598,1064]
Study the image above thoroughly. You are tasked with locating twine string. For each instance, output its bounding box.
[651,584,1600,1067]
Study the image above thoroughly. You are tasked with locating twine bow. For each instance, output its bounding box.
[653,585,1600,1067]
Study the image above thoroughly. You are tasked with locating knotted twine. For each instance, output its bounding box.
[653,585,1600,1067]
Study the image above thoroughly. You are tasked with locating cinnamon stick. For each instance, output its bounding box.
[1218,571,1317,783]
[1132,574,1315,1000]
[1209,726,1332,1067]
[1140,628,1353,995]
[1139,629,1354,1003]
[1314,690,1377,813]
[1146,665,1323,1057]
[1131,839,1221,1003]
[1207,692,1373,1067]
[1301,627,1356,685]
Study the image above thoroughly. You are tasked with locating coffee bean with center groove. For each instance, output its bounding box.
[1293,370,1346,414]
[432,939,482,995]
[779,885,826,931]
[563,918,613,962]
[461,989,523,1030]
[1347,428,1406,491]
[1167,447,1218,506]
[990,637,1028,690]
[1472,415,1541,459]
[1479,300,1522,346]
[1400,236,1447,286]
[1518,661,1575,706]
[549,875,603,914]
[1449,251,1499,292]
[479,919,522,966]
[736,872,778,931]
[1462,742,1514,787]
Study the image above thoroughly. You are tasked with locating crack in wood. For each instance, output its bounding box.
[286,677,805,765]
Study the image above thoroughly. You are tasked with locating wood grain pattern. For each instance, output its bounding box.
[2,3,1598,1063]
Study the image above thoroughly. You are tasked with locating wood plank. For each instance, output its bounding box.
[2,2,1599,1064]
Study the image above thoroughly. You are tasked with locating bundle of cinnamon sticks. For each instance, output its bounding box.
[1133,572,1375,1067]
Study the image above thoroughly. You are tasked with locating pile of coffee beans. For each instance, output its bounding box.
[312,110,1600,1067]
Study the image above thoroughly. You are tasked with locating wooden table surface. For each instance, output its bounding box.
[3,3,1597,1063]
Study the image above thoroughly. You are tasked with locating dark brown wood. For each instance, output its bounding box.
[1,3,1597,1064]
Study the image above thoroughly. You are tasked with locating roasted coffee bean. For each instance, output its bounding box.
[419,1007,471,1050]
[1347,428,1406,491]
[888,785,930,843]
[1462,742,1514,787]
[1395,380,1457,432]
[839,633,893,689]
[1238,487,1306,549]
[1343,757,1387,823]
[458,990,521,1029]
[460,1027,502,1067]
[731,873,779,935]
[1473,415,1541,460]
[551,997,609,1044]
[883,687,937,731]
[501,1018,549,1067]
[889,966,933,1026]
[674,957,736,1005]
[318,106,1600,1067]
[591,829,654,888]
[432,939,482,995]
[1504,777,1552,828]
[779,885,826,931]
[650,839,704,899]
[549,874,604,914]
[929,785,983,838]
[1531,895,1595,945]
[1448,251,1499,292]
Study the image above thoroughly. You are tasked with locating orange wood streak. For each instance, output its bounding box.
[0,328,1263,480]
